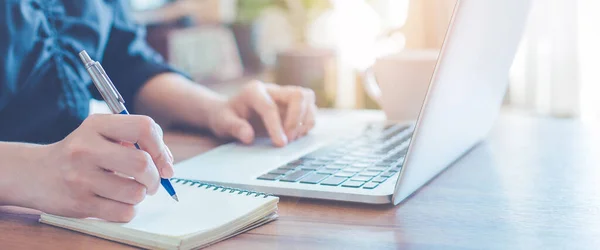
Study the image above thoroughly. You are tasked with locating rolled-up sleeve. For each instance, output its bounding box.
[97,0,186,113]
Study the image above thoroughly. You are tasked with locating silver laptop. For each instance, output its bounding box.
[174,0,532,205]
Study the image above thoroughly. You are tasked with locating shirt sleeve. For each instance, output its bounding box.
[97,0,188,113]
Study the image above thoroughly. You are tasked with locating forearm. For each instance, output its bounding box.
[0,142,46,207]
[134,73,226,129]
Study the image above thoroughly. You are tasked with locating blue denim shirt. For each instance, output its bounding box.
[0,0,179,143]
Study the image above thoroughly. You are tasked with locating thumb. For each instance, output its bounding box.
[222,112,255,144]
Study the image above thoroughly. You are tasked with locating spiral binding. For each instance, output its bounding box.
[172,178,273,198]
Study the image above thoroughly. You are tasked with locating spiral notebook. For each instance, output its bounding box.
[39,179,279,250]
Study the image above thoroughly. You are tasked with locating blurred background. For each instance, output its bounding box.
[127,0,600,122]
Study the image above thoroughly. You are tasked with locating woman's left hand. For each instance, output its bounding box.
[207,81,317,147]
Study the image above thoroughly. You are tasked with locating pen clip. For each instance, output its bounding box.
[96,62,125,104]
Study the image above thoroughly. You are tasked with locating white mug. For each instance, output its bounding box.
[362,50,439,121]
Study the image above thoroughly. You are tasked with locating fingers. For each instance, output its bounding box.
[165,145,174,164]
[279,88,307,141]
[299,104,317,137]
[90,169,147,205]
[94,139,161,195]
[266,84,316,141]
[86,196,137,222]
[220,110,255,144]
[84,114,174,179]
[243,82,288,147]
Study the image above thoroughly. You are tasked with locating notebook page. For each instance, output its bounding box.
[117,182,277,237]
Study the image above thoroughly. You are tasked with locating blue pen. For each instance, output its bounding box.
[79,50,179,202]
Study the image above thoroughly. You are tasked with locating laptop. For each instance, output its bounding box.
[174,0,533,205]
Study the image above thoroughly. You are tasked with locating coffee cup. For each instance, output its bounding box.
[362,49,439,121]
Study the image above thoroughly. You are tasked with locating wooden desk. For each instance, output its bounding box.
[2,111,600,249]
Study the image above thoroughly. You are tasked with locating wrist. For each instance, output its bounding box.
[136,72,229,130]
[203,97,229,130]
[0,142,49,208]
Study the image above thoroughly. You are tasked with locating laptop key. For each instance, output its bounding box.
[375,163,392,168]
[314,159,334,164]
[325,165,344,170]
[383,123,398,130]
[300,157,318,162]
[382,125,409,139]
[343,167,363,173]
[358,159,378,165]
[379,142,405,154]
[359,171,380,177]
[380,159,396,164]
[280,170,313,182]
[257,173,281,181]
[342,154,361,159]
[362,182,380,189]
[291,166,305,172]
[352,163,371,168]
[385,154,404,163]
[269,169,290,175]
[320,176,348,186]
[362,158,382,164]
[289,159,304,165]
[351,176,373,182]
[371,176,388,183]
[301,165,322,170]
[381,171,396,178]
[377,146,396,154]
[299,173,331,184]
[317,168,339,175]
[335,171,356,178]
[391,152,406,160]
[292,159,308,165]
[341,180,366,188]
[350,151,372,157]
[280,164,298,170]
[397,148,409,155]
[367,166,389,172]
[328,153,346,158]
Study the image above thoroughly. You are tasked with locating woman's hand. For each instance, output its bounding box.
[207,81,318,147]
[23,114,174,222]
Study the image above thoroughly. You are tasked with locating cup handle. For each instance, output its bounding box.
[360,66,383,106]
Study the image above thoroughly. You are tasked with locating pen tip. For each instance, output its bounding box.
[172,194,179,202]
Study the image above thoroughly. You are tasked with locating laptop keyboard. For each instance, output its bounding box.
[256,124,413,189]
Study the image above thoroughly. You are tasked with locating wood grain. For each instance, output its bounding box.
[2,111,600,249]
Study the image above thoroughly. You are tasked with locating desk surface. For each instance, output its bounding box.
[2,111,600,249]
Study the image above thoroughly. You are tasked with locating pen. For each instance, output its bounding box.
[78,50,179,202]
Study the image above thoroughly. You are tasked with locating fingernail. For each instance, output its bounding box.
[280,131,288,145]
[163,166,174,178]
[160,162,174,178]
[166,146,174,163]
